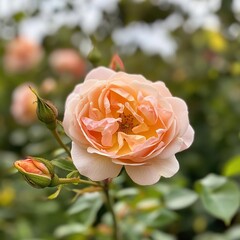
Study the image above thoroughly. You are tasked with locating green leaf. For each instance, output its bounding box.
[116,187,140,198]
[222,155,240,177]
[146,208,178,228]
[48,185,62,200]
[54,223,88,238]
[196,174,240,225]
[152,230,176,240]
[67,192,103,226]
[194,232,227,240]
[136,198,161,211]
[165,188,198,210]
[51,158,76,171]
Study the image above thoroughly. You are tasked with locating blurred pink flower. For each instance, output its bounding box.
[11,83,37,125]
[4,37,43,73]
[49,49,86,78]
[40,78,57,94]
[63,67,194,185]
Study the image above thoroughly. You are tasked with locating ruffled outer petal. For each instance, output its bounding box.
[159,137,183,160]
[125,155,179,185]
[180,125,194,151]
[153,81,173,97]
[71,142,122,181]
[85,67,116,81]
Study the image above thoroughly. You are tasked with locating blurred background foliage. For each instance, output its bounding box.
[0,0,240,239]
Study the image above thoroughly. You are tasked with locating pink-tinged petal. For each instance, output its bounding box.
[87,83,106,107]
[117,129,165,161]
[87,147,116,157]
[112,158,147,166]
[125,155,179,185]
[153,81,172,97]
[131,81,160,99]
[82,117,120,147]
[128,74,149,83]
[125,102,144,123]
[85,67,115,81]
[110,87,135,102]
[167,97,189,136]
[71,142,122,181]
[158,109,173,129]
[117,132,146,151]
[63,98,89,146]
[110,72,149,83]
[138,104,157,125]
[88,102,103,120]
[155,155,179,178]
[180,125,194,151]
[68,79,101,98]
[98,88,111,115]
[159,137,183,159]
[102,125,119,147]
[132,122,149,134]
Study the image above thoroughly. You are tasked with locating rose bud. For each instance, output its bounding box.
[30,87,58,130]
[14,157,59,188]
[109,54,125,71]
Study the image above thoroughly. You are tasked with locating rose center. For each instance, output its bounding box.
[118,113,136,134]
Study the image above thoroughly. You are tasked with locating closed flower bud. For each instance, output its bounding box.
[30,87,58,130]
[14,157,59,188]
[109,54,125,71]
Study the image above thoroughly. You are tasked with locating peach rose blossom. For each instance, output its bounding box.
[49,49,86,78]
[11,83,37,125]
[4,37,43,73]
[63,67,194,185]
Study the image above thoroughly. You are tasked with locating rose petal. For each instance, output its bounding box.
[131,81,160,99]
[85,67,115,81]
[71,142,122,181]
[67,80,100,98]
[180,125,194,151]
[63,98,89,146]
[153,81,172,97]
[111,72,148,83]
[167,97,189,136]
[159,137,183,159]
[125,155,179,185]
[82,117,120,147]
[110,87,135,102]
[112,158,147,166]
[117,132,146,151]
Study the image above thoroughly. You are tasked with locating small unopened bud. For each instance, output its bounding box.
[14,157,59,188]
[109,54,125,71]
[29,87,58,130]
[88,46,101,65]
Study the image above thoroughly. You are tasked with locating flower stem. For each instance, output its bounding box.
[58,178,100,186]
[51,129,71,157]
[103,180,120,240]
